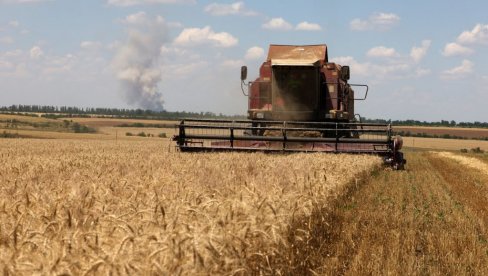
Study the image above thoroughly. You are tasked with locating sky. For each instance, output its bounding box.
[0,0,487,121]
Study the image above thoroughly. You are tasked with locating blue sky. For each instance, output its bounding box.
[0,0,487,121]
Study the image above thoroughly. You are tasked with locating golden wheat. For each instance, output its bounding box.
[432,151,488,176]
[0,139,380,275]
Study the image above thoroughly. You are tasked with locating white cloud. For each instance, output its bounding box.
[0,0,51,3]
[106,41,121,51]
[262,18,293,31]
[331,54,430,81]
[457,24,488,45]
[124,11,148,24]
[8,20,19,27]
[161,61,208,78]
[441,59,474,79]
[331,56,369,76]
[204,2,257,16]
[415,68,431,77]
[167,21,183,28]
[221,59,243,68]
[366,46,399,58]
[244,46,264,60]
[0,36,14,44]
[350,12,400,31]
[410,40,431,63]
[295,21,322,31]
[174,26,238,48]
[160,45,187,56]
[0,46,95,79]
[0,60,13,69]
[4,49,22,57]
[442,24,488,58]
[80,41,103,50]
[29,46,43,59]
[123,11,165,26]
[42,54,77,75]
[442,42,474,57]
[107,0,195,6]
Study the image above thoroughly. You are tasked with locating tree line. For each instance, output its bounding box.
[362,118,488,128]
[1,105,487,128]
[0,105,245,120]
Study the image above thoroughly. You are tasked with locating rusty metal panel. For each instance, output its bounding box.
[324,67,339,110]
[267,44,328,62]
[249,82,260,110]
[259,62,271,79]
[249,80,271,111]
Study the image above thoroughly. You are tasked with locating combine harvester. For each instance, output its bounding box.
[173,44,406,169]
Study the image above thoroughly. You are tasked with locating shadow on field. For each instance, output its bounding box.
[256,169,378,275]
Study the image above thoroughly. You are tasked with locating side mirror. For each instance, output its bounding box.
[341,66,350,81]
[241,66,247,81]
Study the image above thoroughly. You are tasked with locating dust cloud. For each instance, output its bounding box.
[113,14,167,111]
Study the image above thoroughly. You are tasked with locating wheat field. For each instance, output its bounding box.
[0,139,381,275]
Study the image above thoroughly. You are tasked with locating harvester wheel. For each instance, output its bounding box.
[393,152,405,170]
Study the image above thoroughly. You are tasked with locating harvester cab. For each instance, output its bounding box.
[173,44,406,170]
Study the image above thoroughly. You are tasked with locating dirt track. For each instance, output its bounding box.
[290,150,488,275]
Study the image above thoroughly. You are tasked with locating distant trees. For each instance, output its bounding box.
[124,131,167,138]
[71,122,96,133]
[1,105,487,127]
[363,118,488,128]
[0,105,245,120]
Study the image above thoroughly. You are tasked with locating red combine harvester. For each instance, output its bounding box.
[173,44,406,169]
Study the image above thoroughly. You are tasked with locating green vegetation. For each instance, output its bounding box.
[1,105,245,120]
[365,118,488,128]
[125,131,167,138]
[71,122,96,133]
[0,117,96,134]
[0,131,21,138]
[117,122,175,128]
[3,105,488,128]
[461,147,485,154]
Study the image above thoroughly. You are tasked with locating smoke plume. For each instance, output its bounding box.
[113,13,167,111]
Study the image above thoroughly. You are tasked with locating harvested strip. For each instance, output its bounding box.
[314,152,488,275]
[432,151,488,175]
